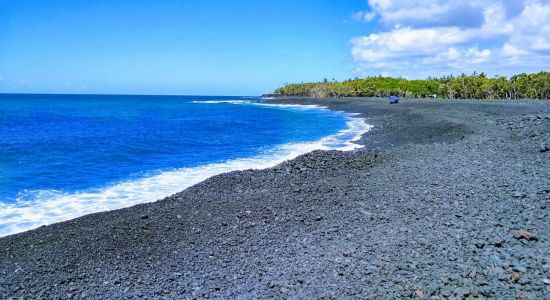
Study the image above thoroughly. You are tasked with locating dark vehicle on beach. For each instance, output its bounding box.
[389,95,400,104]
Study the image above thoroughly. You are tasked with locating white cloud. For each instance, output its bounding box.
[501,44,529,57]
[352,11,376,23]
[353,11,376,22]
[368,0,486,28]
[351,27,469,62]
[505,1,550,53]
[351,0,550,76]
[423,47,491,68]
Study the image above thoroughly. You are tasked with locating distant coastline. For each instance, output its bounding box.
[271,71,549,100]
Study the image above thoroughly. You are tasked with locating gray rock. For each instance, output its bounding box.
[513,191,527,198]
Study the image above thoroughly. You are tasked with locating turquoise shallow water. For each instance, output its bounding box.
[0,94,369,236]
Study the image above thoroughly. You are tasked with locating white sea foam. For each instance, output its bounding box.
[191,100,254,104]
[0,104,372,237]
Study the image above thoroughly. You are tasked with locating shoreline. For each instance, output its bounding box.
[1,97,549,298]
[0,102,370,238]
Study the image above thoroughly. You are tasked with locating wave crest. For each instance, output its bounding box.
[191,100,255,104]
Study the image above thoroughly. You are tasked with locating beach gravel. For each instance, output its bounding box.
[1,98,549,299]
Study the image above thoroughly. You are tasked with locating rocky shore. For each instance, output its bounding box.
[1,98,549,299]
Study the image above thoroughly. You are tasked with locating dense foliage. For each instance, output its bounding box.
[273,71,550,99]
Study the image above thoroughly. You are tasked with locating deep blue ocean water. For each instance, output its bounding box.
[0,94,370,236]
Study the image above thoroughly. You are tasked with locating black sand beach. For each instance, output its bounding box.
[1,98,549,299]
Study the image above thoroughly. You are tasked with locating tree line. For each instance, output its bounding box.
[272,71,550,100]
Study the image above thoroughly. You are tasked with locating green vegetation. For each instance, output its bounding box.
[273,71,550,99]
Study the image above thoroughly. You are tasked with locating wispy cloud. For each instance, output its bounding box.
[351,0,550,76]
[352,10,376,23]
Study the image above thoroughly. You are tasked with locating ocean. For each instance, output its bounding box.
[0,94,370,237]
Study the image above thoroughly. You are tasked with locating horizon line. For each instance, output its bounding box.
[0,92,261,97]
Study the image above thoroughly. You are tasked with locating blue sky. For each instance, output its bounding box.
[1,0,548,95]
